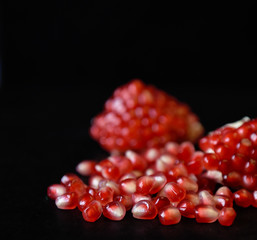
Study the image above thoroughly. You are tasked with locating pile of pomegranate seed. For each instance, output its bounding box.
[90,79,204,152]
[48,140,257,226]
[47,80,257,227]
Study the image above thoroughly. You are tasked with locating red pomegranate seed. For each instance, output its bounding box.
[119,178,137,195]
[143,147,161,163]
[55,192,78,210]
[132,193,152,204]
[95,186,114,206]
[125,150,147,171]
[185,192,200,206]
[234,189,253,208]
[61,173,80,185]
[177,199,195,218]
[103,201,126,221]
[198,190,215,206]
[108,155,133,176]
[236,138,253,157]
[177,141,195,163]
[155,154,176,172]
[66,178,87,197]
[98,179,121,196]
[161,182,186,203]
[89,175,104,189]
[136,175,155,195]
[176,176,198,193]
[223,171,242,188]
[187,151,204,175]
[132,200,158,220]
[203,153,219,170]
[114,195,133,211]
[152,196,170,211]
[150,172,167,194]
[165,142,179,155]
[76,160,96,176]
[252,191,257,208]
[82,200,103,222]
[78,193,94,211]
[215,186,234,199]
[195,205,219,223]
[214,195,233,210]
[101,165,121,181]
[242,174,257,190]
[47,184,67,200]
[158,205,181,225]
[218,207,237,226]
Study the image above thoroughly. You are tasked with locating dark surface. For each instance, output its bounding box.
[2,1,257,239]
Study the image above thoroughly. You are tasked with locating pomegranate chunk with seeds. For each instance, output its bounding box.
[90,79,203,152]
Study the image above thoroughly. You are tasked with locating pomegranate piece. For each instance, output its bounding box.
[95,186,114,206]
[199,117,257,190]
[136,175,155,195]
[195,205,219,223]
[119,178,137,195]
[90,79,204,152]
[176,176,198,193]
[152,196,171,211]
[55,192,78,210]
[218,207,237,226]
[233,189,253,208]
[114,195,133,211]
[214,195,233,210]
[177,199,195,218]
[47,184,67,200]
[103,201,126,221]
[132,200,158,220]
[82,200,103,222]
[66,178,87,197]
[161,182,186,203]
[77,193,94,211]
[158,205,181,225]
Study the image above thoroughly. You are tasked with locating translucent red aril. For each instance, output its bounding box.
[187,151,204,175]
[78,193,94,211]
[108,155,133,175]
[66,178,87,197]
[234,189,253,208]
[203,153,219,170]
[252,191,257,207]
[119,178,137,195]
[90,79,204,152]
[161,182,186,203]
[150,173,167,194]
[95,186,114,206]
[198,190,215,206]
[215,186,234,199]
[132,200,158,220]
[176,176,198,193]
[103,201,126,221]
[152,196,170,211]
[55,192,78,210]
[61,173,80,185]
[136,175,154,195]
[158,205,181,225]
[132,193,152,204]
[125,150,147,171]
[214,195,233,210]
[76,160,96,176]
[47,184,67,200]
[177,199,195,218]
[114,195,133,211]
[195,205,219,223]
[178,141,195,162]
[218,207,237,226]
[82,200,103,222]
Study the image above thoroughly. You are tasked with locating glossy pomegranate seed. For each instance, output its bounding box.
[165,142,179,155]
[185,192,200,206]
[114,195,133,210]
[158,205,181,225]
[76,160,96,176]
[103,201,126,221]
[214,195,233,210]
[242,174,257,190]
[177,199,195,218]
[155,154,176,172]
[236,138,253,157]
[61,173,80,185]
[152,196,170,211]
[108,155,133,176]
[195,205,219,223]
[119,178,137,195]
[131,193,152,204]
[132,200,158,220]
[150,172,167,194]
[89,175,104,189]
[82,200,103,222]
[78,193,94,211]
[198,190,215,206]
[252,191,257,207]
[125,150,147,171]
[98,179,121,196]
[55,192,78,210]
[47,184,67,200]
[177,141,195,162]
[218,207,236,226]
[161,182,186,203]
[66,178,87,197]
[187,151,204,175]
[95,186,114,206]
[215,186,234,199]
[176,176,198,193]
[234,189,253,208]
[90,79,203,152]
[136,175,155,195]
[203,153,219,170]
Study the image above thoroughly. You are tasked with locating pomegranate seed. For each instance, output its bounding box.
[150,172,167,194]
[101,165,120,181]
[78,193,94,211]
[61,173,80,185]
[158,205,181,225]
[177,199,195,218]
[132,200,158,220]
[98,179,121,196]
[103,201,126,221]
[119,178,137,195]
[82,200,103,222]
[47,184,67,200]
[195,205,219,223]
[178,141,195,162]
[214,195,233,210]
[89,175,104,189]
[198,190,215,206]
[66,178,87,197]
[242,174,257,190]
[236,138,253,157]
[234,189,253,208]
[187,151,204,175]
[152,196,170,211]
[203,153,219,170]
[161,182,186,203]
[95,186,114,206]
[108,155,133,176]
[176,176,198,193]
[125,150,147,171]
[114,195,133,211]
[185,192,200,206]
[218,207,236,226]
[55,192,78,210]
[252,191,257,207]
[76,160,96,176]
[131,193,152,204]
[165,142,179,155]
[136,175,155,195]
[215,186,234,199]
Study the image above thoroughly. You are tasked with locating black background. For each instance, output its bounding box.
[1,1,257,239]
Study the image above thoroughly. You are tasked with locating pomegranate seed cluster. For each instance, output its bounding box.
[48,141,257,226]
[199,117,257,191]
[90,79,204,152]
[47,80,257,227]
